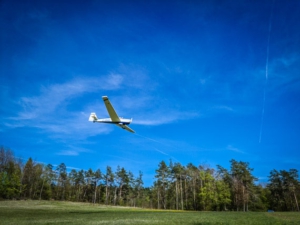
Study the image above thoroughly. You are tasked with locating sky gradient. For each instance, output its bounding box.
[1,0,300,186]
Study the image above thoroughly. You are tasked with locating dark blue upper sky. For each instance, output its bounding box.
[1,0,300,186]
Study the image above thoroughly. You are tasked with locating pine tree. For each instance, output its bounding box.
[230,160,257,211]
[155,160,170,209]
[56,163,67,200]
[22,158,34,198]
[93,169,102,204]
[104,166,114,205]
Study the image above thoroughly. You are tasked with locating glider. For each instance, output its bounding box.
[89,96,135,133]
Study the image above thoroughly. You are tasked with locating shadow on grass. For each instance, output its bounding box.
[193,223,230,225]
[69,211,106,214]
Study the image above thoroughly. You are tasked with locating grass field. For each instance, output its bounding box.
[1,201,300,225]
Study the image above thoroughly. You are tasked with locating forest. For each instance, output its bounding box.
[1,145,299,212]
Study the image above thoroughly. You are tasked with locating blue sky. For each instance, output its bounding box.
[1,0,300,186]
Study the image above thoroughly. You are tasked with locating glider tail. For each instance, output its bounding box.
[89,112,98,122]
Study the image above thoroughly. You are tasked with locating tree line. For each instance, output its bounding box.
[1,146,299,211]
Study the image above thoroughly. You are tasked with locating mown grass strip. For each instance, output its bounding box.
[0,201,300,225]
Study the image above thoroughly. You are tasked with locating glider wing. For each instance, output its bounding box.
[102,96,121,122]
[116,124,135,133]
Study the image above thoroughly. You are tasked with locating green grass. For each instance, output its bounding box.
[0,201,300,225]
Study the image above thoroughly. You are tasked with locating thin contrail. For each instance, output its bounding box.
[135,133,169,147]
[134,133,181,162]
[153,147,169,156]
[259,0,274,143]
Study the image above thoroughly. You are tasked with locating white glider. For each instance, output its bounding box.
[89,96,135,133]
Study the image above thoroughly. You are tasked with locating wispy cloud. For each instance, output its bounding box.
[2,75,124,142]
[211,105,234,112]
[17,74,123,120]
[3,69,202,148]
[57,149,85,156]
[273,54,299,68]
[134,111,198,126]
[267,54,300,90]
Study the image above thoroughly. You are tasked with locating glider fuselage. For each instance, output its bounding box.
[94,118,132,125]
[89,96,135,133]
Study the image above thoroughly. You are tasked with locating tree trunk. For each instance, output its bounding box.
[119,184,123,204]
[235,193,238,211]
[180,177,183,210]
[98,185,101,204]
[113,187,117,205]
[293,191,299,211]
[176,180,178,210]
[39,178,45,200]
[93,182,97,204]
[193,178,196,210]
[185,178,187,209]
[242,185,245,212]
[157,188,160,209]
[105,179,108,205]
